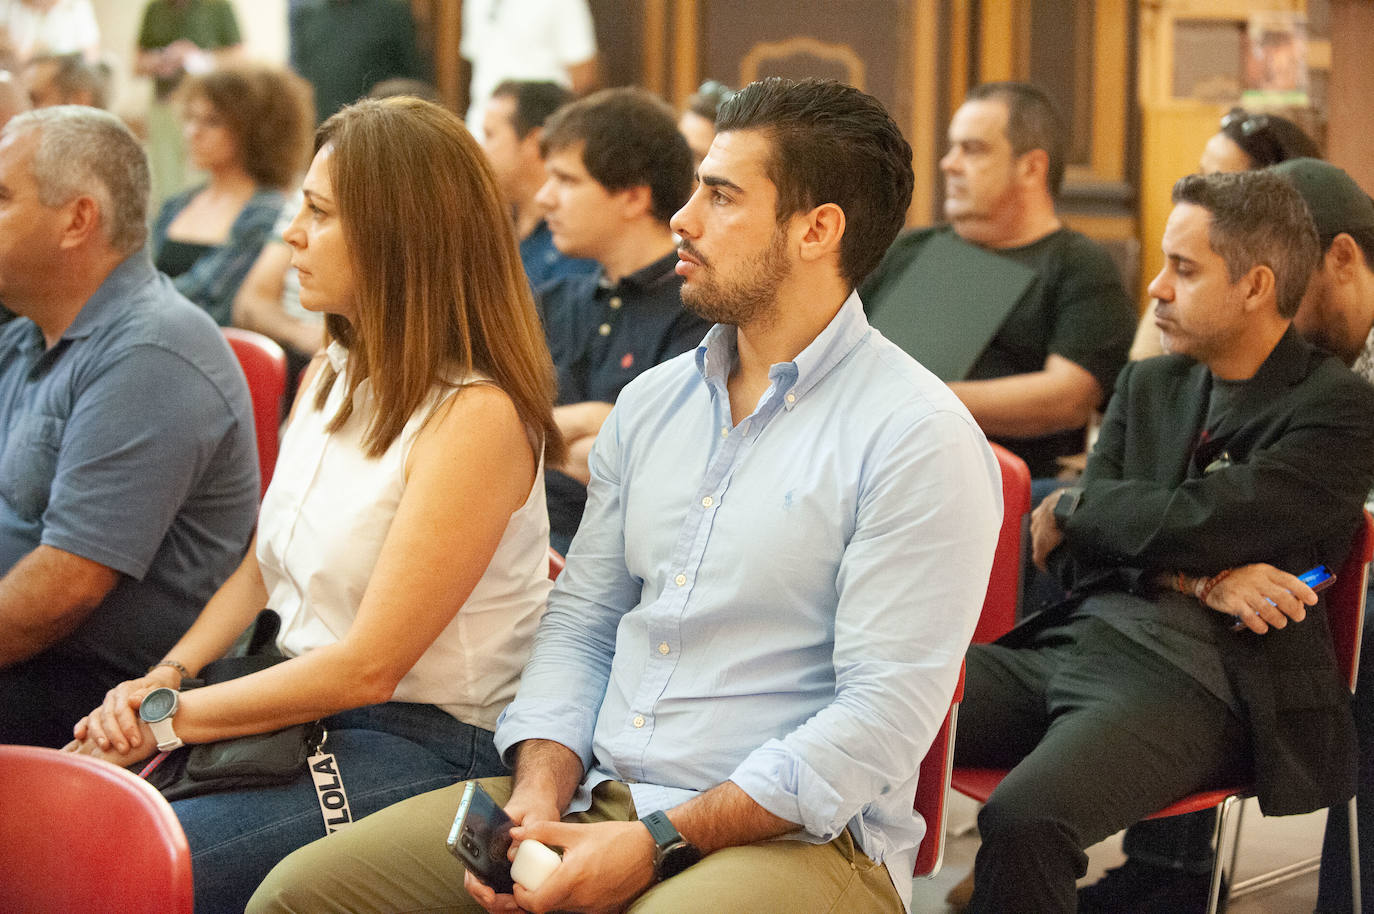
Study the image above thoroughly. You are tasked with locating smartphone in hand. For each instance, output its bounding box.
[1231,565,1336,631]
[1299,565,1336,593]
[447,781,515,894]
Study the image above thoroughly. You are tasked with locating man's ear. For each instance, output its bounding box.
[1237,262,1277,314]
[1327,233,1362,283]
[1018,148,1050,188]
[796,202,845,265]
[519,127,545,164]
[57,195,101,250]
[614,183,654,221]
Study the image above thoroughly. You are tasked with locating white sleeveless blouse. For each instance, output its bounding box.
[256,343,552,730]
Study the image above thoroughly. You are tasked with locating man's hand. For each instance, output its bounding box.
[1201,563,1317,634]
[512,819,656,914]
[1031,487,1069,570]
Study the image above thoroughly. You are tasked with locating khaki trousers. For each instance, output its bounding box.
[248,777,906,914]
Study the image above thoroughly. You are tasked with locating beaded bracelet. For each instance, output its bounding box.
[1197,569,1232,605]
[148,659,189,681]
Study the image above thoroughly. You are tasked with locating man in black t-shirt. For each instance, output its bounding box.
[861,82,1135,479]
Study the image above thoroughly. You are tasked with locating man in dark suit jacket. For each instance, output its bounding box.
[953,169,1374,914]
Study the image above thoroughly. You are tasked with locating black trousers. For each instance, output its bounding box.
[1316,593,1374,914]
[1116,589,1373,913]
[0,651,129,748]
[955,616,1249,914]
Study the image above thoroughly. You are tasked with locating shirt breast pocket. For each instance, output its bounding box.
[0,413,65,522]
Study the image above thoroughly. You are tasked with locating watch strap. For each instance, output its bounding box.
[1053,485,1084,528]
[641,809,682,848]
[147,716,183,752]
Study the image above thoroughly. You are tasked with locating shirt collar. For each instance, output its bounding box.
[598,250,679,294]
[60,249,159,342]
[325,340,349,372]
[694,290,871,410]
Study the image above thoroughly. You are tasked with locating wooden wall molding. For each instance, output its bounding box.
[738,35,867,90]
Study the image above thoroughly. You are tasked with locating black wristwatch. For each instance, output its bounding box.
[1052,486,1084,529]
[641,810,702,881]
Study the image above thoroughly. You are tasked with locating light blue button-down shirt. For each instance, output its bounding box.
[495,292,1002,907]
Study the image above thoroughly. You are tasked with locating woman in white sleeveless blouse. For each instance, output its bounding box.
[65,97,566,914]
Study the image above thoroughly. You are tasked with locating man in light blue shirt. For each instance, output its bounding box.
[251,77,1002,914]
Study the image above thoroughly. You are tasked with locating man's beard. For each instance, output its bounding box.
[679,227,790,329]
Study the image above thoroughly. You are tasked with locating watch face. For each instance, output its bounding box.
[140,687,178,723]
[657,841,703,880]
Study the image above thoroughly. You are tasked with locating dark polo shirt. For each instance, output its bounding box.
[540,250,711,547]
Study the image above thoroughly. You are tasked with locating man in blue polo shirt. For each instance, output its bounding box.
[0,106,258,747]
[534,87,710,553]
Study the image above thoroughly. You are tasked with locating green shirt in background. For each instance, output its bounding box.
[138,0,242,99]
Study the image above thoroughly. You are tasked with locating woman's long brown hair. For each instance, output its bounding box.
[311,96,565,466]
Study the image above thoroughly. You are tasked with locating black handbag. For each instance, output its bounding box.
[142,611,324,801]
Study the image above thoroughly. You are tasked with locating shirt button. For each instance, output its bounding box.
[675,573,687,586]
[701,495,713,508]
[658,642,670,655]
[609,296,622,310]
[720,426,729,439]
[785,393,796,404]
[633,715,646,728]
[598,323,612,336]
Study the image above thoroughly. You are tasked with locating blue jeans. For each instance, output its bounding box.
[175,701,504,914]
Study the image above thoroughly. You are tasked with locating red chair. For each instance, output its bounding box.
[0,745,193,913]
[951,511,1374,913]
[912,443,1032,877]
[548,547,566,581]
[223,327,287,498]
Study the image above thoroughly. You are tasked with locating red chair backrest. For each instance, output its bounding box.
[973,443,1032,644]
[1328,511,1374,690]
[0,745,193,913]
[912,662,964,877]
[913,443,1029,876]
[223,327,287,499]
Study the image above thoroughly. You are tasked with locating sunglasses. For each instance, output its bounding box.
[1220,109,1272,138]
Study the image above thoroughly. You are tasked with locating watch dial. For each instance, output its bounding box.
[141,689,176,721]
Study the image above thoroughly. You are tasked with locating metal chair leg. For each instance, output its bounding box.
[1206,795,1244,914]
[1351,796,1362,914]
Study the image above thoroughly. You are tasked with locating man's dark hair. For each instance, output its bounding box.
[966,81,1066,196]
[491,79,574,138]
[714,77,913,287]
[541,87,692,224]
[1173,170,1320,319]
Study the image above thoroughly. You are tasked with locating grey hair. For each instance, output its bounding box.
[4,106,149,254]
[1172,170,1320,319]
